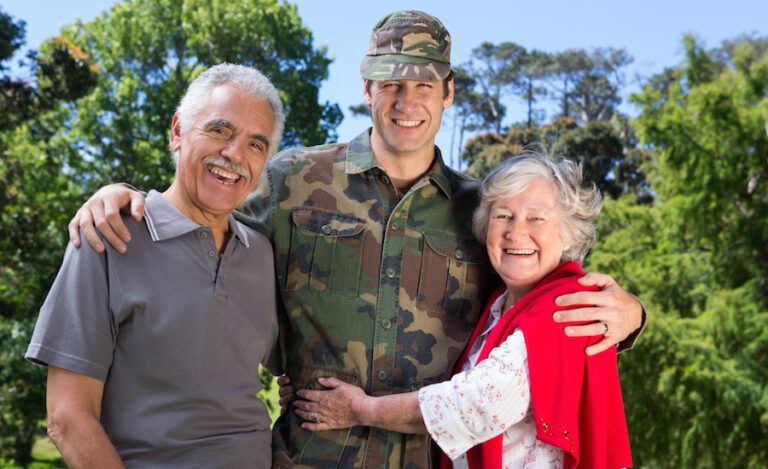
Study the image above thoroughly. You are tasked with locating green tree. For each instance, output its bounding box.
[56,0,341,193]
[546,48,631,123]
[633,34,768,295]
[462,117,650,201]
[588,34,768,467]
[0,8,99,465]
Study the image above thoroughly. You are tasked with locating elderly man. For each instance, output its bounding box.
[26,63,284,468]
[68,11,644,468]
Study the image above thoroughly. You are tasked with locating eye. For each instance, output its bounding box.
[208,125,230,137]
[249,140,268,155]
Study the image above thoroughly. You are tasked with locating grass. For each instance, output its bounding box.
[0,437,64,469]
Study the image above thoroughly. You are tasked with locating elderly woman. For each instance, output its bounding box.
[293,153,632,469]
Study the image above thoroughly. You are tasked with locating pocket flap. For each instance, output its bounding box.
[291,207,365,237]
[423,231,487,264]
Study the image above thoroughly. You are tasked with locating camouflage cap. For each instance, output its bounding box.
[360,10,451,82]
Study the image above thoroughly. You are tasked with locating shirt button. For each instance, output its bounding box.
[208,250,215,258]
[377,370,388,381]
[321,224,332,235]
[391,222,400,231]
[380,318,392,330]
[200,231,209,239]
[454,249,464,260]
[385,267,396,278]
[381,174,390,185]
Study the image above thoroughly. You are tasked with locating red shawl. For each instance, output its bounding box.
[443,261,632,469]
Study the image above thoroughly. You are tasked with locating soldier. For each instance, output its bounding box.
[69,11,644,469]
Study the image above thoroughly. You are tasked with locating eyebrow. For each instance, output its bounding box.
[204,118,271,150]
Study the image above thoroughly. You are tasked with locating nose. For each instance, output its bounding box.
[220,135,247,162]
[395,84,418,113]
[505,218,527,240]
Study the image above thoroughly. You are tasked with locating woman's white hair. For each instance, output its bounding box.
[176,62,285,158]
[472,151,603,263]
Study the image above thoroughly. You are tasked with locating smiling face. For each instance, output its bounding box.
[485,178,566,302]
[166,84,275,225]
[365,78,453,163]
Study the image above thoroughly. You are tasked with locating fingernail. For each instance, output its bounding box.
[553,312,562,322]
[118,245,126,254]
[565,327,574,336]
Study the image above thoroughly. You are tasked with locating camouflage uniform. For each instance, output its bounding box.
[237,10,488,468]
[238,129,496,468]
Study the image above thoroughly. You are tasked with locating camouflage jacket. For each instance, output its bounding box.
[238,129,495,468]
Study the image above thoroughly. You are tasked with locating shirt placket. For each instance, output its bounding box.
[367,176,428,468]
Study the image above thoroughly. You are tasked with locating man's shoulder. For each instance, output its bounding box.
[440,165,481,202]
[269,142,350,169]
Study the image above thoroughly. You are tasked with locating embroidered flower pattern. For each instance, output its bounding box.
[419,328,564,467]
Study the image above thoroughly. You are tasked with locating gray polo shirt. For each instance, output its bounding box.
[26,190,278,468]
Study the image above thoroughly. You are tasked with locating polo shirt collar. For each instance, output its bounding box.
[144,190,250,247]
[344,128,454,199]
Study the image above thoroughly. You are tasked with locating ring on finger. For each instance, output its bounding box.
[602,322,609,336]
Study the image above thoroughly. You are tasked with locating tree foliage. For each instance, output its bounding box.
[589,35,768,467]
[461,117,650,202]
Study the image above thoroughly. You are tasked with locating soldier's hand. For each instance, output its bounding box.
[68,184,145,253]
[294,377,367,431]
[553,272,643,356]
[277,375,295,414]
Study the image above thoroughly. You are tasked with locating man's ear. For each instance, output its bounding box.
[169,113,182,152]
[363,79,373,106]
[443,77,455,109]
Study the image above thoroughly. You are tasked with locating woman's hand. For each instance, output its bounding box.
[293,377,368,431]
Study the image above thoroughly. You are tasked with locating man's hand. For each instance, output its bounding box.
[293,377,367,431]
[68,184,145,253]
[554,272,644,356]
[277,375,295,414]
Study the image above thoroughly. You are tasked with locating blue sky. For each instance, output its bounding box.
[2,0,766,163]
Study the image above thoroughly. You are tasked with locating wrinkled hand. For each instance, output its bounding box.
[277,375,295,414]
[553,272,643,356]
[68,184,145,253]
[293,377,367,431]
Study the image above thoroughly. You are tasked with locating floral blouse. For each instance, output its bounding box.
[418,292,564,469]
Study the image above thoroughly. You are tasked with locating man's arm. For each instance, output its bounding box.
[554,271,646,355]
[68,184,146,253]
[46,366,124,469]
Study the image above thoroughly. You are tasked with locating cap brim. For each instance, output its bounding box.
[360,55,451,81]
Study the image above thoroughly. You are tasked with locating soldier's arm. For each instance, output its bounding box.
[554,271,645,355]
[68,184,145,253]
[294,377,427,434]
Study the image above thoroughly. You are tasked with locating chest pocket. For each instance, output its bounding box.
[285,207,365,296]
[417,231,489,326]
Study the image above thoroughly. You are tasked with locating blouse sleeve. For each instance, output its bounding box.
[417,329,531,459]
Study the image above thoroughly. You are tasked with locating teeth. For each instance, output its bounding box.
[208,165,240,181]
[505,249,535,255]
[395,119,421,127]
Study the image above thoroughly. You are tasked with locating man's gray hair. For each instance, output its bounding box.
[176,63,285,157]
[472,152,603,263]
